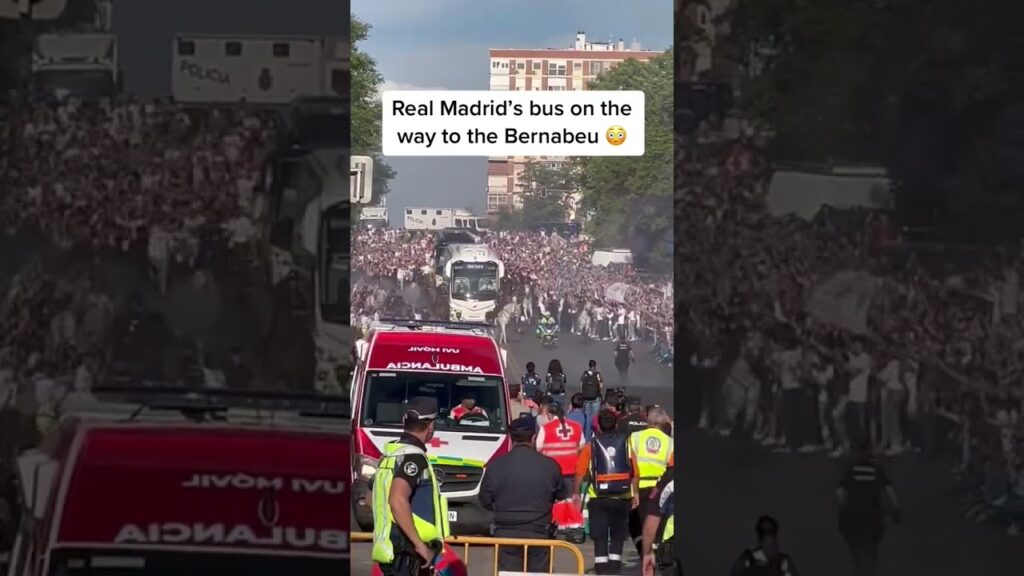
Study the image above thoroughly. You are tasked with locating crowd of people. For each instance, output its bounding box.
[678,134,1024,535]
[1,97,270,292]
[351,227,674,353]
[0,96,273,453]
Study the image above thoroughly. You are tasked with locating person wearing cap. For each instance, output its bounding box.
[371,396,450,575]
[618,397,649,437]
[629,407,674,559]
[480,414,568,572]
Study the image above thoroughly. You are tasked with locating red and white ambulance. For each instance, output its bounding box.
[6,389,350,576]
[349,320,512,535]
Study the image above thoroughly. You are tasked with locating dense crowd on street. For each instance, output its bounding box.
[352,227,674,350]
[1,97,270,280]
[0,96,271,450]
[678,135,1024,534]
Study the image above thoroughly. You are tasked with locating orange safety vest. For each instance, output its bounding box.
[538,418,583,476]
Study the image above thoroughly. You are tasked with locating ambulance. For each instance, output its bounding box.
[349,320,511,536]
[6,388,350,576]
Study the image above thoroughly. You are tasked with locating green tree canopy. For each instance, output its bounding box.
[351,15,395,198]
[576,51,674,270]
[516,160,580,224]
[721,0,1023,235]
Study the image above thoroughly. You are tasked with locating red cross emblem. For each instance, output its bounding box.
[427,437,449,448]
[555,426,574,441]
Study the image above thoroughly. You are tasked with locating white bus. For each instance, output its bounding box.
[435,244,504,322]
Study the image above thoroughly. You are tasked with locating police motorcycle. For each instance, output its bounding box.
[536,314,559,348]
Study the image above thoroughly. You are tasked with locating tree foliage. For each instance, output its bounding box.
[0,0,100,94]
[576,51,674,271]
[351,15,395,197]
[516,160,580,224]
[722,0,1023,233]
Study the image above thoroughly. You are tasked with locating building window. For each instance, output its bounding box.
[420,210,427,215]
[533,62,541,71]
[591,61,606,75]
[517,62,525,70]
[272,42,290,58]
[547,63,566,76]
[573,62,582,71]
[177,40,195,56]
[225,42,242,57]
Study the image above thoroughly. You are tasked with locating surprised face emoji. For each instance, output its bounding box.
[606,126,627,146]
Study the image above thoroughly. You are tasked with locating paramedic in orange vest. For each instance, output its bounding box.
[450,393,487,422]
[536,403,586,535]
[574,409,639,575]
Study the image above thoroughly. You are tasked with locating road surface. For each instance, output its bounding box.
[502,325,675,412]
[350,327,672,575]
[678,431,1024,576]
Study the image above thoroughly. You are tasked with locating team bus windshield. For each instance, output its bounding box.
[450,262,499,301]
[50,550,340,576]
[361,371,507,432]
[320,203,350,323]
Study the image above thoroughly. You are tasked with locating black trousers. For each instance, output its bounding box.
[628,487,654,556]
[617,363,630,385]
[494,527,550,573]
[588,497,630,574]
[842,526,883,576]
[377,553,425,576]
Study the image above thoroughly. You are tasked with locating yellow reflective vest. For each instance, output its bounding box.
[630,428,673,489]
[371,441,450,564]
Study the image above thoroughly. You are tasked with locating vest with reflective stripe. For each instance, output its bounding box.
[630,428,672,489]
[538,418,582,475]
[371,441,450,564]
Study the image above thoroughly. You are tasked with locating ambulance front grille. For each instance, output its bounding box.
[436,464,482,493]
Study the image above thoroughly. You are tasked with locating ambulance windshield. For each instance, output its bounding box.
[362,371,507,432]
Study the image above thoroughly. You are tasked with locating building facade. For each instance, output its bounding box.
[486,32,659,216]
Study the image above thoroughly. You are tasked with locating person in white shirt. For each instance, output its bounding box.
[878,356,905,454]
[147,224,171,295]
[775,340,806,453]
[845,340,873,450]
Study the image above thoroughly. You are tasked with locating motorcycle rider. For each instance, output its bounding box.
[537,312,558,341]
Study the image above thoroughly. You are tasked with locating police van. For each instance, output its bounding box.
[349,320,512,536]
[6,388,350,576]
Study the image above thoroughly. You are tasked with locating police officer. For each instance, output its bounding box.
[729,516,798,576]
[641,466,677,576]
[574,409,637,575]
[580,360,604,425]
[480,415,568,572]
[629,407,674,557]
[618,397,649,437]
[371,397,449,576]
[614,335,635,385]
[837,439,901,576]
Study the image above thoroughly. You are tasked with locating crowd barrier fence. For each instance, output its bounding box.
[350,532,586,575]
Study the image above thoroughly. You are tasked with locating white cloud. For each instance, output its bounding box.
[379,80,448,93]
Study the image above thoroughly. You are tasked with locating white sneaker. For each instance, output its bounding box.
[829,447,846,458]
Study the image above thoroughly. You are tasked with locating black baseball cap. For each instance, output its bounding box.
[404,396,438,423]
[508,414,536,434]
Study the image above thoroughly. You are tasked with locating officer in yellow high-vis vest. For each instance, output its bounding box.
[642,466,678,576]
[629,406,674,558]
[371,396,450,576]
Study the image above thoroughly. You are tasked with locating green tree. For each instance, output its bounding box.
[0,0,100,94]
[351,15,395,198]
[517,160,580,224]
[577,52,674,270]
[720,0,1022,236]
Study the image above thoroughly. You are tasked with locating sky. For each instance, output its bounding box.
[352,0,673,224]
[114,0,346,96]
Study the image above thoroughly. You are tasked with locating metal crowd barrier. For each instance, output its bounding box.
[350,532,586,575]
